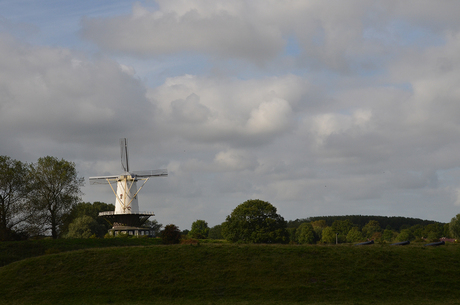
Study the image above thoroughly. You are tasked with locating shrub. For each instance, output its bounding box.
[160,224,182,244]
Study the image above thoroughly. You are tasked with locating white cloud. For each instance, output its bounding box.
[148,74,308,146]
[0,33,151,159]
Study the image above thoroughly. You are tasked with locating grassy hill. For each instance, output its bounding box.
[1,240,460,304]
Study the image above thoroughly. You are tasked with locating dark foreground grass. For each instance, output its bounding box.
[1,243,460,304]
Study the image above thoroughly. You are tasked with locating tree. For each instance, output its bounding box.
[160,224,182,244]
[362,220,382,238]
[189,219,209,239]
[346,227,363,243]
[65,215,101,238]
[321,226,336,243]
[61,201,115,237]
[296,222,316,244]
[311,220,327,240]
[449,214,460,239]
[0,156,32,240]
[142,219,163,237]
[396,229,414,242]
[382,229,396,242]
[208,224,223,239]
[29,156,84,239]
[221,199,289,243]
[331,220,352,243]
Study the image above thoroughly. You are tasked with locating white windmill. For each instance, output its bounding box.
[89,138,167,236]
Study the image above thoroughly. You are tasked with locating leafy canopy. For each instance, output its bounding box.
[221,199,288,243]
[189,219,209,239]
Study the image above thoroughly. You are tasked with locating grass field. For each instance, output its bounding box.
[1,239,460,304]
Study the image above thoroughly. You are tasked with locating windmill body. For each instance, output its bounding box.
[89,138,167,236]
[114,175,139,214]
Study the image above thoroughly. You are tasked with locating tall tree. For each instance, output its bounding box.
[0,156,31,240]
[208,224,223,239]
[362,220,382,238]
[449,214,460,239]
[29,156,84,239]
[296,222,316,244]
[189,219,209,239]
[221,199,289,243]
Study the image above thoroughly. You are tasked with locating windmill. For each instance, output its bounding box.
[89,138,167,236]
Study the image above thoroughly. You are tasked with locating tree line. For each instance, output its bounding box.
[3,154,460,244]
[183,199,460,244]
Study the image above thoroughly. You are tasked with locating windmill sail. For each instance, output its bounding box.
[131,169,168,178]
[89,175,120,185]
[120,138,129,172]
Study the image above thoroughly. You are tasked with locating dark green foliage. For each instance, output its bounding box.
[62,201,115,237]
[65,215,104,238]
[28,156,84,239]
[422,223,444,239]
[0,156,31,241]
[346,227,363,243]
[295,222,315,244]
[221,199,289,243]
[189,219,209,239]
[160,224,182,244]
[362,220,382,238]
[332,219,353,235]
[287,227,296,243]
[321,226,336,243]
[450,214,460,239]
[397,229,414,242]
[208,224,223,239]
[382,229,396,242]
[289,215,441,231]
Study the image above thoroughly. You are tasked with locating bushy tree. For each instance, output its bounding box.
[346,227,363,243]
[62,201,115,237]
[221,199,289,243]
[382,229,396,242]
[208,224,223,239]
[362,220,382,238]
[189,219,209,239]
[449,214,460,239]
[160,224,182,244]
[311,220,327,241]
[422,223,443,239]
[296,223,316,244]
[28,156,84,239]
[321,226,336,243]
[396,229,414,242]
[0,156,32,240]
[331,220,352,243]
[66,215,102,238]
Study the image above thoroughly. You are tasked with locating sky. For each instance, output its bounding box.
[1,0,460,230]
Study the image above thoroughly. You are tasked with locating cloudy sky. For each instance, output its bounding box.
[2,0,460,230]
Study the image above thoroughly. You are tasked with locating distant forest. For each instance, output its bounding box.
[287,215,441,231]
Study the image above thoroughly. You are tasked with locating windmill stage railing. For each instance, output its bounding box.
[98,211,156,216]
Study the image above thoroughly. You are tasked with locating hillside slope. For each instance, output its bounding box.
[1,243,459,304]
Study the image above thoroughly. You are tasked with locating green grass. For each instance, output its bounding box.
[1,241,460,304]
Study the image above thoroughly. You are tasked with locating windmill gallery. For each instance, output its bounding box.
[90,138,167,237]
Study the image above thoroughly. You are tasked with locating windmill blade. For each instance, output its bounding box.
[120,138,129,172]
[130,169,168,178]
[89,175,119,185]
